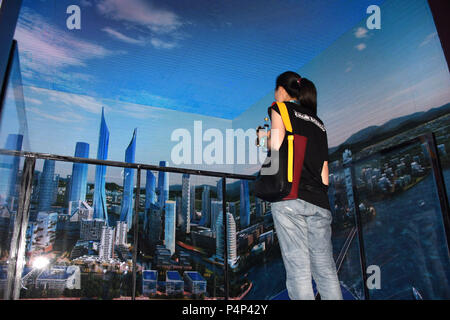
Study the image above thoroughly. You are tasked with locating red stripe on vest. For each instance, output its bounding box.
[283,134,307,200]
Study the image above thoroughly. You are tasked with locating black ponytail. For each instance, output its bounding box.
[275,71,317,114]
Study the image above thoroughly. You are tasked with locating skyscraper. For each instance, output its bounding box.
[115,221,128,246]
[148,203,162,249]
[240,180,250,228]
[144,171,157,233]
[145,171,157,210]
[216,178,223,201]
[93,107,109,223]
[210,200,223,237]
[190,184,196,221]
[0,134,23,206]
[180,173,190,234]
[120,128,137,230]
[99,225,115,261]
[200,185,210,227]
[69,142,89,203]
[216,211,238,267]
[38,159,55,212]
[175,196,182,227]
[157,161,169,210]
[164,200,176,255]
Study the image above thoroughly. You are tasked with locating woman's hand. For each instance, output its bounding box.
[256,126,269,139]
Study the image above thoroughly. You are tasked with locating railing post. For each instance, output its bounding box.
[132,166,141,300]
[4,155,35,300]
[222,177,229,300]
[421,133,450,256]
[350,162,370,300]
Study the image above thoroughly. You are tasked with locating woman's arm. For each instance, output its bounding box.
[321,161,329,186]
[266,109,285,150]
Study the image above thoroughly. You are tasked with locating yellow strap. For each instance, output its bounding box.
[287,135,294,182]
[276,102,292,133]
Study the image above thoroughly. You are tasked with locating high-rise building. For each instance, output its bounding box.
[68,142,89,204]
[148,203,162,249]
[216,178,223,201]
[120,128,137,230]
[228,202,237,219]
[190,184,196,221]
[26,211,58,253]
[145,171,157,210]
[93,107,110,223]
[80,219,105,241]
[38,159,55,212]
[52,173,60,203]
[210,200,223,237]
[157,161,169,210]
[255,197,264,218]
[99,225,115,261]
[240,180,250,228]
[200,185,210,227]
[69,200,93,222]
[115,221,128,246]
[0,134,23,207]
[175,196,182,227]
[216,211,238,267]
[164,200,176,255]
[180,173,190,234]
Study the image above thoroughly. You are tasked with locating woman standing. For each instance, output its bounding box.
[257,71,342,300]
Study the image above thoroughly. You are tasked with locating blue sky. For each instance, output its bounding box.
[14,0,385,119]
[1,0,449,183]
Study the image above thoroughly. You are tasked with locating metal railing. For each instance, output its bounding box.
[0,148,256,300]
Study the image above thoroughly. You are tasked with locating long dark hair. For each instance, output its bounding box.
[275,71,317,114]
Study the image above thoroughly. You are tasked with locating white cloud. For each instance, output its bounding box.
[355,27,368,39]
[96,0,185,49]
[150,37,177,49]
[355,43,366,51]
[28,86,104,115]
[419,32,437,47]
[14,7,122,84]
[97,0,182,34]
[102,27,146,45]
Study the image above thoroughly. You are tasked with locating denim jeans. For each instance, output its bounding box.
[271,198,343,300]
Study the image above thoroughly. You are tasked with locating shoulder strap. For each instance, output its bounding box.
[276,102,292,133]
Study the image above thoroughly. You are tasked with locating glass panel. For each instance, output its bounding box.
[215,178,277,301]
[0,154,25,299]
[0,41,29,152]
[328,161,365,300]
[136,171,222,300]
[353,141,450,299]
[17,160,136,300]
[433,124,450,206]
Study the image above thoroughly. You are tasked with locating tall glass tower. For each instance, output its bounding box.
[120,128,137,230]
[240,180,250,228]
[69,142,89,203]
[93,107,110,223]
[145,170,157,210]
[180,173,190,234]
[144,170,157,232]
[38,159,55,212]
[216,178,223,201]
[164,200,176,255]
[200,185,210,227]
[0,134,23,205]
[216,211,238,266]
[157,161,169,210]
